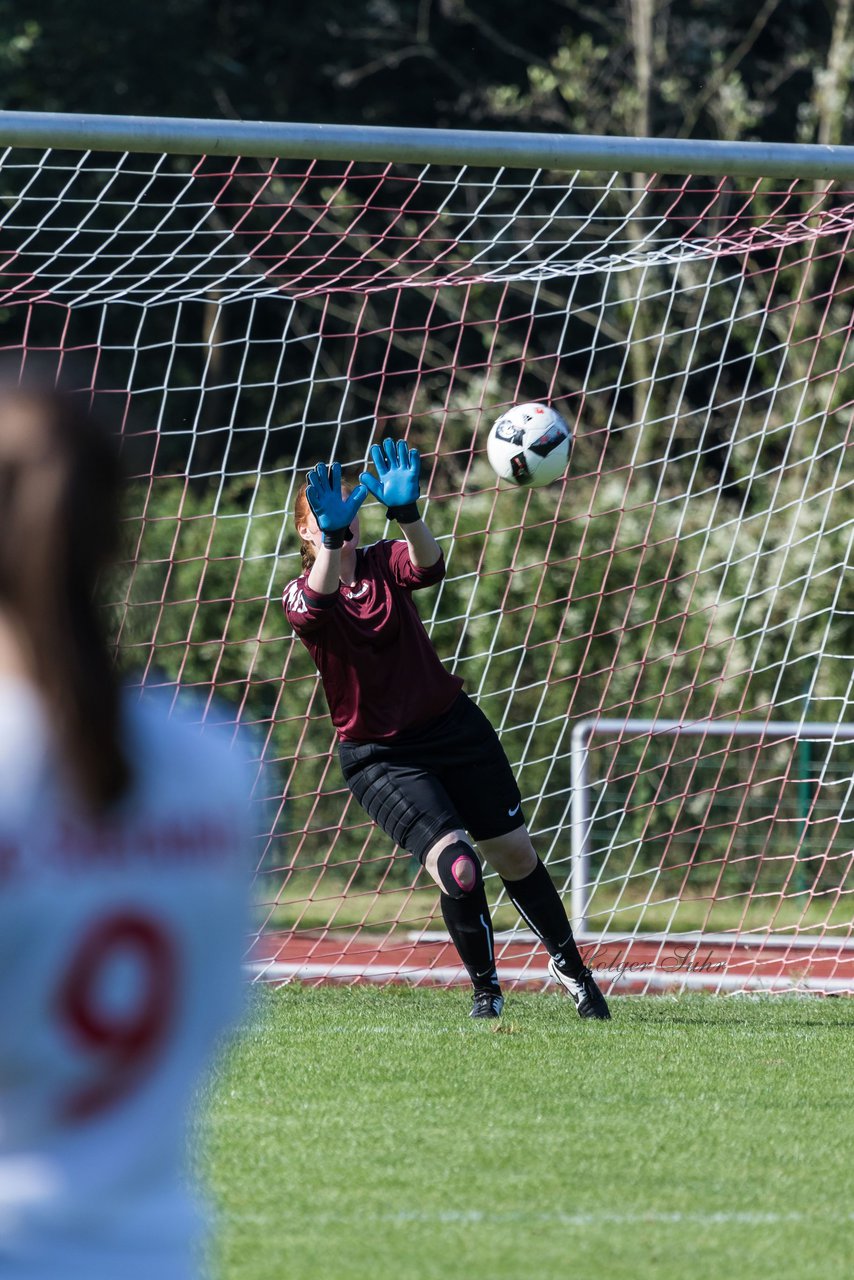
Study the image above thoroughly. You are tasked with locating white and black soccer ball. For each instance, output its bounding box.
[486,402,572,487]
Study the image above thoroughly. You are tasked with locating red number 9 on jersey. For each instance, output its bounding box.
[55,912,177,1122]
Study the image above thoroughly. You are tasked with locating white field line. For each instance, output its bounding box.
[409,929,854,952]
[245,960,854,993]
[226,1206,854,1228]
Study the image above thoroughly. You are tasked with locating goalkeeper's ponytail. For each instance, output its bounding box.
[0,379,131,813]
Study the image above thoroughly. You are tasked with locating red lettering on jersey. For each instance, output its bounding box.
[55,912,177,1122]
[53,818,237,868]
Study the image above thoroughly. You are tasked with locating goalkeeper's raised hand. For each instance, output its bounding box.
[305,462,367,549]
[360,438,421,525]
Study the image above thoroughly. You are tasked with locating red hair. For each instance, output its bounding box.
[293,483,315,574]
[293,479,352,574]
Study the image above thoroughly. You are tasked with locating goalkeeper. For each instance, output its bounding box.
[283,440,609,1020]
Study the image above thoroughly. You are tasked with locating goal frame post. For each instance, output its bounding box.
[570,718,854,946]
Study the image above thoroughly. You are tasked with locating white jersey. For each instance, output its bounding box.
[0,679,255,1280]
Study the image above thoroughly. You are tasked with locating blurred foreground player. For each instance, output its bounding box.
[0,381,254,1279]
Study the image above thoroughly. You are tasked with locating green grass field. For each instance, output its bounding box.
[199,987,854,1280]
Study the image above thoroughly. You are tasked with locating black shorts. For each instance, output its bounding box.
[338,692,525,864]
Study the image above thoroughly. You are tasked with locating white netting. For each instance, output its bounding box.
[2,144,853,993]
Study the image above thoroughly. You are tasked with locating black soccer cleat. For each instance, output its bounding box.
[470,990,505,1019]
[548,959,611,1020]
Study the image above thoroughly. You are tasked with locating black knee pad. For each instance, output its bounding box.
[436,840,483,899]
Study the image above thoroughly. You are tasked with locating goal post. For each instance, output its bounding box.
[570,719,854,983]
[1,111,854,995]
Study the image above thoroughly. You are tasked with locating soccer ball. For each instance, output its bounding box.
[486,402,572,487]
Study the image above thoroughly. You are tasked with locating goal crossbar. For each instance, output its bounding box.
[4,109,854,178]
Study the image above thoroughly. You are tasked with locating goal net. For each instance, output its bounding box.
[2,129,854,994]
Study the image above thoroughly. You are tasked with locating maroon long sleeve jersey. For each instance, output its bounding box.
[283,539,463,742]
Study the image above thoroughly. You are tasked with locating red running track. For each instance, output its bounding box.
[249,930,854,995]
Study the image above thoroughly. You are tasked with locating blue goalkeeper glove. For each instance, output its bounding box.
[305,462,367,549]
[359,438,422,525]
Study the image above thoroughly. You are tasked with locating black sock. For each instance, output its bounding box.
[440,887,500,994]
[502,857,586,979]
